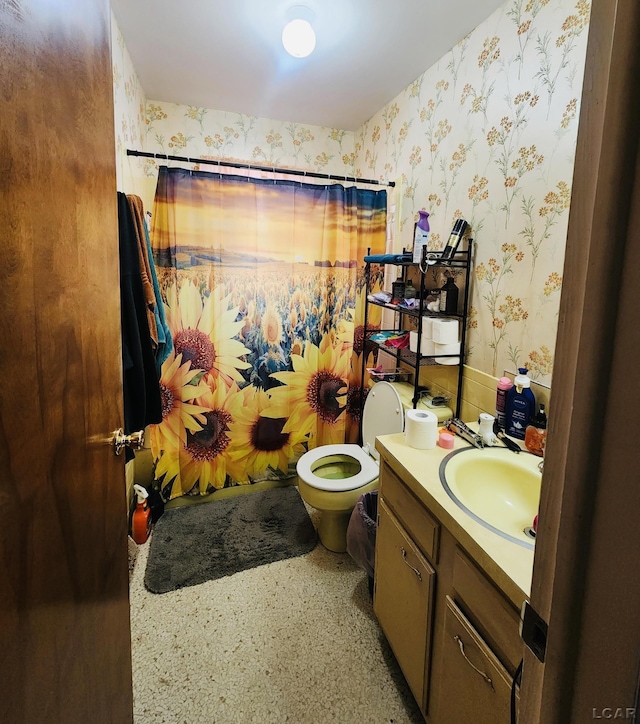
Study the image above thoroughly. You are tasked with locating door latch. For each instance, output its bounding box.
[112,428,145,456]
[520,600,548,662]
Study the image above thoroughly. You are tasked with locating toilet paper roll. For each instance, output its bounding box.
[405,408,438,450]
[410,332,437,356]
[409,330,419,353]
[434,341,461,365]
[432,318,459,344]
[420,338,436,356]
[421,316,434,340]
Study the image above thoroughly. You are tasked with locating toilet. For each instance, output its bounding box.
[296,381,414,552]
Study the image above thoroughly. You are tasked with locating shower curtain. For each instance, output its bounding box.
[148,165,386,500]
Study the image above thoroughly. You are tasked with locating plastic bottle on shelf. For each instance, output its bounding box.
[412,210,430,264]
[505,368,536,440]
[404,280,417,299]
[438,277,459,314]
[440,218,468,260]
[391,274,405,304]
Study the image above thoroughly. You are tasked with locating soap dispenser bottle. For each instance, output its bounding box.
[525,404,547,456]
[132,484,152,544]
[505,368,536,440]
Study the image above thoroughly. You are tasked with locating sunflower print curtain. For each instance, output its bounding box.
[148,166,386,500]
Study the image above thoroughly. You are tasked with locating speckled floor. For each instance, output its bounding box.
[129,503,425,724]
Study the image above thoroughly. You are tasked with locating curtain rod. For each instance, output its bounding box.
[126,149,394,187]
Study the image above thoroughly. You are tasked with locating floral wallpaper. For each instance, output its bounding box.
[143,103,356,181]
[111,12,147,196]
[112,0,590,387]
[355,0,590,383]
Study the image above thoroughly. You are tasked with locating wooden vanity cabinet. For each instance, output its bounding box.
[374,500,436,710]
[374,458,524,723]
[436,596,514,723]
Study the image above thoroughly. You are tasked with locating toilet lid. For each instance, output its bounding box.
[362,382,405,461]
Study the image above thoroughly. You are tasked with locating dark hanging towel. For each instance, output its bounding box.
[118,192,162,457]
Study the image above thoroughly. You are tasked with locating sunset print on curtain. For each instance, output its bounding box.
[148,166,386,500]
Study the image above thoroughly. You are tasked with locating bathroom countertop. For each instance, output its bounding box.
[376,432,535,609]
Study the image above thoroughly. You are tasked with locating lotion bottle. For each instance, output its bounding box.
[495,376,513,428]
[132,484,152,544]
[505,368,536,440]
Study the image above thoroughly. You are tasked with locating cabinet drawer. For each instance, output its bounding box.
[374,500,436,713]
[435,596,514,724]
[380,461,440,563]
[452,548,522,673]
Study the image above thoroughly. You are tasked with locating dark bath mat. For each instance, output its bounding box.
[144,485,318,593]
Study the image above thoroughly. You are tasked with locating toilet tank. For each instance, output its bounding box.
[361,382,406,460]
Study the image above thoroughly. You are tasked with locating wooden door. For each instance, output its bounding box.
[0,2,133,723]
[520,0,640,721]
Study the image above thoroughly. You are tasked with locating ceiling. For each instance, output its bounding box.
[111,0,506,131]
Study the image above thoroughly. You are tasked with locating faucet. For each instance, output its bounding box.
[538,460,544,472]
[445,418,484,449]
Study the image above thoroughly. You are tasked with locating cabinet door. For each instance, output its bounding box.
[374,500,436,712]
[435,596,514,724]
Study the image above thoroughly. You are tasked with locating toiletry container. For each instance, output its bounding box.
[505,368,536,440]
[495,376,513,428]
[132,484,152,544]
[478,413,497,446]
[440,218,468,260]
[439,277,459,314]
[391,274,405,304]
[412,210,430,264]
[404,279,417,299]
[525,404,547,456]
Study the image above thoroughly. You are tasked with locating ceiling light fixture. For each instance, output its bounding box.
[282,6,316,58]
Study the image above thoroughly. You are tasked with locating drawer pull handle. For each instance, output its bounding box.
[453,635,495,691]
[400,547,422,581]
